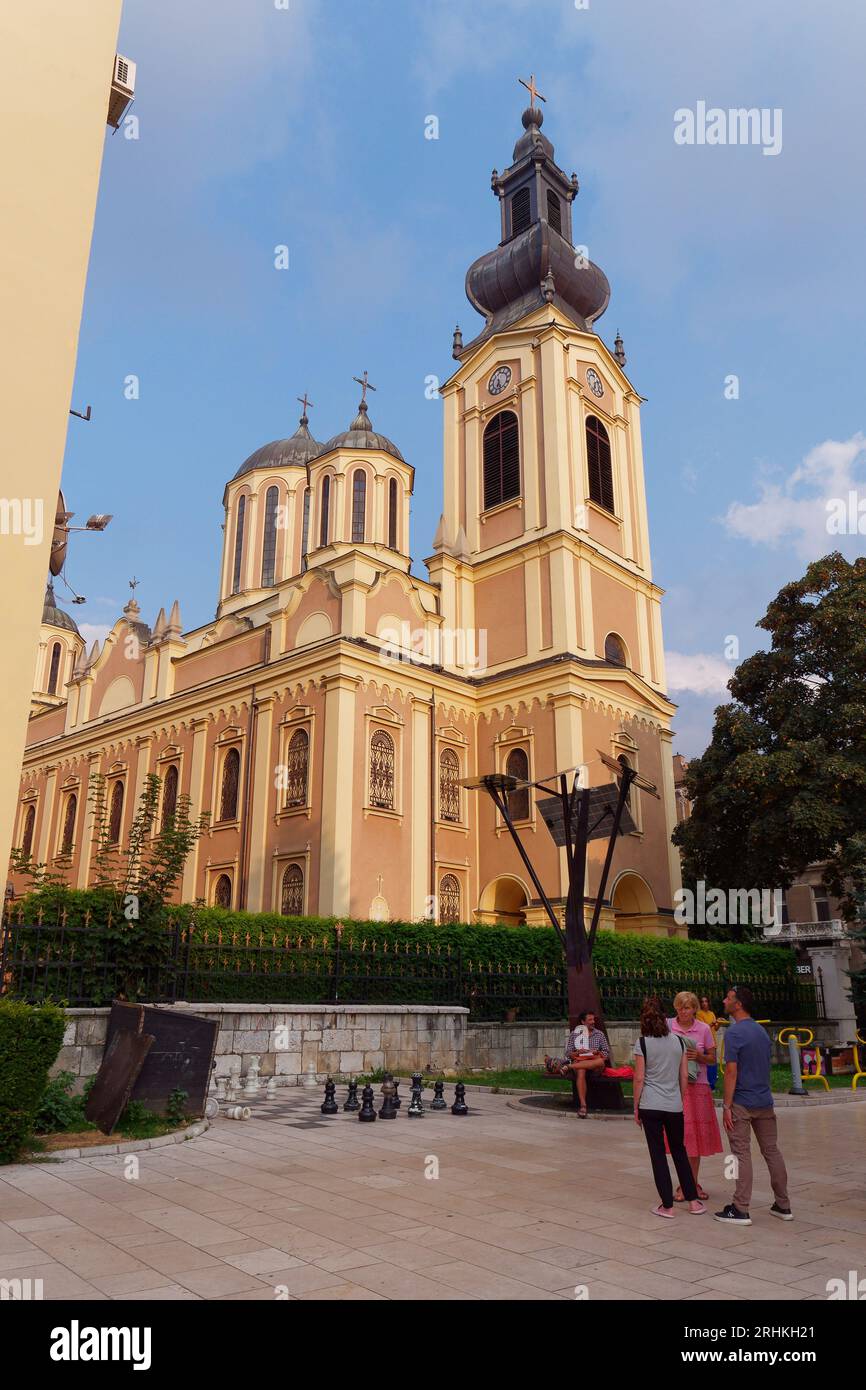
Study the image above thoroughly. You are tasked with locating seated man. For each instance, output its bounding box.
[561,1011,610,1116]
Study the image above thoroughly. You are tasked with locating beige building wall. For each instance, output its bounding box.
[0,0,123,892]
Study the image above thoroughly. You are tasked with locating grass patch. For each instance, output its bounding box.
[359,1064,855,1098]
[25,1071,188,1156]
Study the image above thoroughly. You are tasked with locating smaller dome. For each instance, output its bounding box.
[42,580,80,635]
[321,399,404,462]
[512,105,555,162]
[233,415,323,481]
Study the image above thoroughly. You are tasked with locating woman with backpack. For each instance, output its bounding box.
[668,991,723,1202]
[633,996,706,1218]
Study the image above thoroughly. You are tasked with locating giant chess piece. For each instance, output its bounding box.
[358,1084,377,1122]
[344,1079,360,1112]
[431,1080,447,1111]
[321,1077,338,1115]
[451,1081,468,1116]
[244,1055,262,1097]
[408,1080,424,1118]
[392,1078,401,1110]
[379,1075,398,1119]
[227,1060,242,1102]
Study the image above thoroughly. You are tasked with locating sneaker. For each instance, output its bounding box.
[770,1203,794,1221]
[713,1203,752,1225]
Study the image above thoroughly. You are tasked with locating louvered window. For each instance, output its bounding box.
[161,764,179,828]
[47,642,62,695]
[546,189,562,234]
[214,874,232,908]
[505,747,530,821]
[21,804,35,858]
[232,495,246,593]
[285,728,309,807]
[586,415,615,513]
[511,186,531,236]
[370,730,395,809]
[281,864,304,916]
[319,477,330,547]
[352,470,366,543]
[483,410,520,510]
[439,749,460,822]
[108,780,124,844]
[61,794,77,854]
[219,747,240,821]
[261,485,279,586]
[388,478,398,549]
[439,874,461,925]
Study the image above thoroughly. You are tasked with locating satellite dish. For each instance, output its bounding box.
[49,489,73,576]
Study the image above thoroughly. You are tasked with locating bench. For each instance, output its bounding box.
[571,1068,628,1113]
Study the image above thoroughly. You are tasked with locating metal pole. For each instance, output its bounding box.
[587,768,634,955]
[786,1032,807,1096]
[485,785,566,949]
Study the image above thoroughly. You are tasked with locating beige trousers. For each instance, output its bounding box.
[730,1103,790,1213]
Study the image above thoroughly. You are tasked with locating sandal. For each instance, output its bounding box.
[578,1107,587,1118]
[652,1205,675,1219]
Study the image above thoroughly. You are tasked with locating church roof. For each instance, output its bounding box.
[42,580,80,635]
[232,414,323,480]
[320,399,404,463]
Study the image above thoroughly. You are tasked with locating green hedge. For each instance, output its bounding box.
[0,999,66,1164]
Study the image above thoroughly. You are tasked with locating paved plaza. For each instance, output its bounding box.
[1,1088,864,1301]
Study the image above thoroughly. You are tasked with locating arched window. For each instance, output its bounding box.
[483,410,520,511]
[439,749,460,822]
[301,487,311,572]
[214,874,232,908]
[604,632,627,667]
[505,747,530,821]
[351,470,366,543]
[546,188,562,235]
[161,764,179,829]
[511,186,531,236]
[47,642,62,695]
[617,754,633,810]
[388,478,398,550]
[319,476,330,547]
[21,804,35,858]
[285,728,309,808]
[370,729,395,810]
[439,874,461,925]
[232,495,246,594]
[280,864,304,916]
[261,485,279,587]
[586,415,614,513]
[61,793,77,854]
[108,780,124,844]
[219,747,241,821]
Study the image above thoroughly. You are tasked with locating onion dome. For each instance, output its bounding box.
[42,579,80,635]
[321,397,404,463]
[457,105,610,360]
[232,412,323,481]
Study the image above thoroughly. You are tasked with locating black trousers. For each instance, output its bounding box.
[639,1108,699,1207]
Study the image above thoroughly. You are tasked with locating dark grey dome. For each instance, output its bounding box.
[321,400,404,462]
[233,415,322,480]
[42,580,79,635]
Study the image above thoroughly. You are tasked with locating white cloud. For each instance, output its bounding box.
[665,650,733,696]
[722,433,866,559]
[79,623,112,645]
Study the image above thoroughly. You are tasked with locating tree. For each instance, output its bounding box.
[673,553,866,925]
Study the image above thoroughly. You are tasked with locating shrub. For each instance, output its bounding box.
[33,1071,81,1134]
[0,999,66,1163]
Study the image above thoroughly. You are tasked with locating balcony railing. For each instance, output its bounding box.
[763,918,846,942]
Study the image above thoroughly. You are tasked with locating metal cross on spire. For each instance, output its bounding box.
[353,370,376,403]
[297,392,314,417]
[128,576,139,594]
[519,73,546,110]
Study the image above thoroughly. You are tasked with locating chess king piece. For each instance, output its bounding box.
[227,1060,242,1102]
[321,1077,339,1115]
[408,1081,424,1118]
[358,1084,377,1122]
[344,1079,360,1112]
[392,1078,401,1109]
[451,1082,468,1115]
[431,1080,447,1110]
[379,1075,398,1119]
[243,1055,261,1096]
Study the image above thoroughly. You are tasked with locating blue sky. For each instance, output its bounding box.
[61,0,866,755]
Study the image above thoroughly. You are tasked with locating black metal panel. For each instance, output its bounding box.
[105,1002,218,1118]
[537,786,636,845]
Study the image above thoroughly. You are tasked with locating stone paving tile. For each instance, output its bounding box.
[170,1265,275,1298]
[256,1264,351,1295]
[698,1271,810,1300]
[295,1283,387,1300]
[10,1262,108,1299]
[333,1261,477,1300]
[425,1259,566,1300]
[23,1228,146,1278]
[133,1240,226,1276]
[113,1285,201,1300]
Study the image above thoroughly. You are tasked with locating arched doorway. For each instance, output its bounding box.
[611,872,658,934]
[476,875,530,927]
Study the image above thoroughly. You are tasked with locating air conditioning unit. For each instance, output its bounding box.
[107,53,136,129]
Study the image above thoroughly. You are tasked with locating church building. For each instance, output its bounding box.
[13,96,684,937]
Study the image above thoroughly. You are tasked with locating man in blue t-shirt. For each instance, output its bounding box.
[714,984,792,1225]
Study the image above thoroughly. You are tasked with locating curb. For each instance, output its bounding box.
[31,1118,210,1163]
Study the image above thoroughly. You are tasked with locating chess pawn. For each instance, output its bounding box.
[265,1075,277,1098]
[344,1079,360,1112]
[431,1080,447,1111]
[408,1083,423,1118]
[392,1079,401,1110]
[379,1075,397,1119]
[321,1077,338,1115]
[451,1082,468,1116]
[227,1061,242,1102]
[303,1061,318,1089]
[358,1084,377,1122]
[215,1074,229,1103]
[244,1056,261,1096]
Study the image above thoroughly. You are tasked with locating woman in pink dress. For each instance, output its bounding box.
[666,990,723,1201]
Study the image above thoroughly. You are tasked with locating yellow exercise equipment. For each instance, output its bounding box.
[778,1026,830,1093]
[852,1031,866,1091]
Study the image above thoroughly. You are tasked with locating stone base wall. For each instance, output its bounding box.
[56,1005,843,1089]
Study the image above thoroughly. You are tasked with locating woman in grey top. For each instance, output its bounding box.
[633,997,705,1218]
